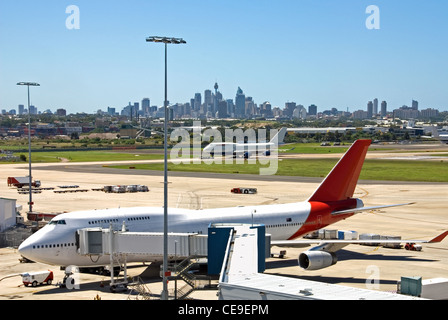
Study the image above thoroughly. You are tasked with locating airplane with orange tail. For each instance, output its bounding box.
[18,140,447,271]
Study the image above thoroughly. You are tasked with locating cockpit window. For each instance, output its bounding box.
[49,220,66,225]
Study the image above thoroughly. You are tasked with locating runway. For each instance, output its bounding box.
[1,144,448,300]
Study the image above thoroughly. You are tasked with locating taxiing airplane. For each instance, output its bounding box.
[18,139,447,271]
[202,127,287,158]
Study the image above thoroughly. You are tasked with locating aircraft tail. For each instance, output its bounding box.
[270,127,287,144]
[308,140,371,202]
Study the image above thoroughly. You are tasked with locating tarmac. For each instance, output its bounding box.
[1,143,448,300]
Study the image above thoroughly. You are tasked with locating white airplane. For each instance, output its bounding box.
[202,127,287,158]
[18,139,448,271]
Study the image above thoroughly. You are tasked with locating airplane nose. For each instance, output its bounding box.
[18,239,34,261]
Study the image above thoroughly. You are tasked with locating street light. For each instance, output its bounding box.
[17,82,40,213]
[146,36,186,300]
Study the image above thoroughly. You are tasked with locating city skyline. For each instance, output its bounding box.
[4,83,443,122]
[1,1,447,113]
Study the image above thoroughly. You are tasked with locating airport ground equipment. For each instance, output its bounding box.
[230,187,257,194]
[405,243,423,251]
[21,270,53,287]
[7,177,41,188]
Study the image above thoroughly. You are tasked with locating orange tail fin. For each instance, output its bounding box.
[308,140,371,202]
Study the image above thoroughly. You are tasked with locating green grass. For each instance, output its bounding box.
[278,143,391,154]
[109,158,448,182]
[6,151,164,163]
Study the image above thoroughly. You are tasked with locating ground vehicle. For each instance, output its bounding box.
[231,187,257,194]
[7,177,41,188]
[405,243,422,251]
[21,271,54,287]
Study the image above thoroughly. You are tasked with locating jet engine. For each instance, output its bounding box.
[298,251,338,270]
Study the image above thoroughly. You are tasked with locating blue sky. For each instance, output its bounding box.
[1,0,447,114]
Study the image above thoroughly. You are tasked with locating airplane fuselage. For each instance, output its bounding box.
[18,201,357,267]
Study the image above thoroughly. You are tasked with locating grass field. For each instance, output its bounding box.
[109,158,448,182]
[5,151,164,163]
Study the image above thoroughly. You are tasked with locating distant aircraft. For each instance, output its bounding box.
[18,139,447,271]
[202,127,287,158]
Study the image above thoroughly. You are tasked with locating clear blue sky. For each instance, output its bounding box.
[1,0,447,114]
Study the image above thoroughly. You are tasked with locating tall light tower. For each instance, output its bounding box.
[146,36,186,300]
[17,82,40,213]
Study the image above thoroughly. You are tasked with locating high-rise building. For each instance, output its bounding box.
[142,98,150,116]
[284,102,296,118]
[308,104,317,116]
[134,102,140,118]
[381,101,387,117]
[412,100,419,110]
[18,104,24,115]
[29,105,37,115]
[367,101,373,118]
[204,90,212,108]
[260,101,272,118]
[235,87,245,118]
[56,108,67,116]
[373,98,378,115]
[218,100,227,118]
[194,93,201,112]
[226,99,234,117]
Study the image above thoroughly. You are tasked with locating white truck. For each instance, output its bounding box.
[21,271,54,287]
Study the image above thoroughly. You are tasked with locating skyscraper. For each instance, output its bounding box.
[142,98,150,116]
[235,87,245,118]
[308,104,317,116]
[373,98,378,115]
[412,100,419,110]
[194,93,201,112]
[367,101,373,118]
[381,101,387,117]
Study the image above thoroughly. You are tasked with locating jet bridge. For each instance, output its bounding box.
[77,226,208,292]
[78,227,207,258]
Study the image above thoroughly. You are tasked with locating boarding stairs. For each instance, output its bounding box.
[127,276,153,300]
[167,255,216,300]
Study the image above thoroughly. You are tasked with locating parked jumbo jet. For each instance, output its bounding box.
[202,127,287,158]
[18,140,447,271]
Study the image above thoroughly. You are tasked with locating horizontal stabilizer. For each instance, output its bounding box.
[332,203,415,216]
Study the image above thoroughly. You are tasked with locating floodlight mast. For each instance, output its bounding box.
[17,82,40,213]
[146,36,186,300]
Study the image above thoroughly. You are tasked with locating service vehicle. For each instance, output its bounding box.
[21,270,54,287]
[7,177,41,188]
[231,187,257,194]
[405,243,422,251]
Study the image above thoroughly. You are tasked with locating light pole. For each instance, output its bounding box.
[146,36,186,300]
[17,82,40,213]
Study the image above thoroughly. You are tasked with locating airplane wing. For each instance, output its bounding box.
[272,231,448,249]
[332,202,415,216]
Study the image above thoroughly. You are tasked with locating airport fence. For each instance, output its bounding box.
[0,227,32,248]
